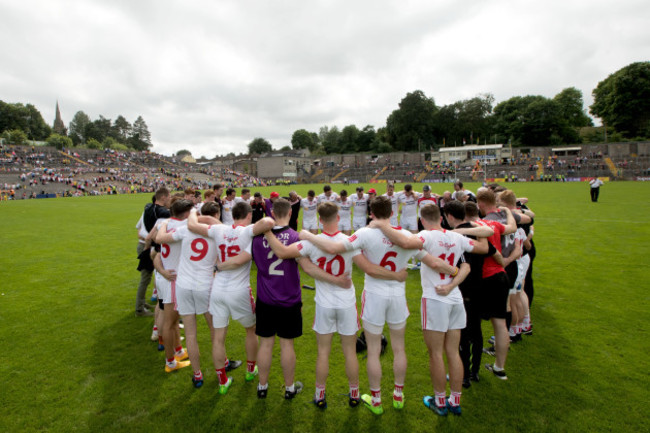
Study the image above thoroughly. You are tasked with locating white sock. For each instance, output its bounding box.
[258,383,268,391]
[286,383,295,392]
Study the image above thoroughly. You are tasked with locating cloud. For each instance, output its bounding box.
[0,0,648,156]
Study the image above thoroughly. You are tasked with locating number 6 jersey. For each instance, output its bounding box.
[344,227,418,297]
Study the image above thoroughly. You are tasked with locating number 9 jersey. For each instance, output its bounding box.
[173,227,218,291]
[344,227,418,297]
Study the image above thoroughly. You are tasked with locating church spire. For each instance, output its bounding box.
[53,101,67,135]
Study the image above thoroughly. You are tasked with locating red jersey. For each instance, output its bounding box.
[479,219,506,278]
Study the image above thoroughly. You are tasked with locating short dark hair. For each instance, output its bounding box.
[155,187,170,201]
[308,190,315,197]
[370,196,392,219]
[464,201,479,218]
[317,201,339,222]
[226,188,236,196]
[323,185,331,192]
[171,199,194,217]
[213,183,223,191]
[404,184,412,192]
[443,200,465,221]
[254,192,262,198]
[340,189,347,197]
[241,188,250,196]
[272,198,291,218]
[420,203,441,223]
[454,180,464,189]
[201,202,220,217]
[232,202,252,220]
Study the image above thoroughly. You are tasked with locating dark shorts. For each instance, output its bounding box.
[158,299,164,310]
[255,299,303,339]
[480,272,510,320]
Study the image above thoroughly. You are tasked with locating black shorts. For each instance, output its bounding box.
[505,262,518,288]
[158,299,164,310]
[480,272,510,320]
[255,299,303,339]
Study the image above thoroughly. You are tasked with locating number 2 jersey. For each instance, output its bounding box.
[343,227,418,297]
[415,229,474,304]
[296,232,360,309]
[207,224,255,292]
[252,226,301,307]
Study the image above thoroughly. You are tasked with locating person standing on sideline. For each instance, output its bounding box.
[589,177,603,202]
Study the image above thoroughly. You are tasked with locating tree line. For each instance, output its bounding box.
[252,61,648,156]
[0,101,152,152]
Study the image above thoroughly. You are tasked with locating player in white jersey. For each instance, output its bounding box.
[300,196,457,415]
[221,188,237,225]
[350,186,369,231]
[398,184,421,232]
[149,198,195,373]
[417,185,439,230]
[317,185,339,205]
[336,190,352,235]
[373,203,490,416]
[266,202,407,409]
[234,188,251,205]
[382,181,400,226]
[156,201,220,388]
[301,190,319,233]
[187,202,275,394]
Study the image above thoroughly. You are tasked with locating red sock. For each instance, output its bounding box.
[194,371,203,380]
[314,383,326,401]
[175,345,183,354]
[370,388,381,406]
[215,368,227,385]
[166,357,175,364]
[393,384,404,401]
[349,384,359,399]
[449,391,461,406]
[247,360,256,373]
[153,325,158,331]
[435,392,446,408]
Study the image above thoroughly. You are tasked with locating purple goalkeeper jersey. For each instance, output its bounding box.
[252,226,301,307]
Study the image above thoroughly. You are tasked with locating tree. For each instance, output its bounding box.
[84,116,111,143]
[435,94,495,146]
[0,101,51,140]
[1,129,27,145]
[176,149,192,157]
[86,138,102,149]
[47,133,73,150]
[319,126,342,154]
[291,129,314,150]
[357,125,377,151]
[111,115,132,143]
[130,116,152,151]
[386,90,438,151]
[248,137,272,154]
[279,145,292,151]
[102,136,120,149]
[338,124,360,153]
[68,111,91,145]
[591,62,650,138]
[554,87,592,128]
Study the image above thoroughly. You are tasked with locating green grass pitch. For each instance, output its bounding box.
[0,181,648,432]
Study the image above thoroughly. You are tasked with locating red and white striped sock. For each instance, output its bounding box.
[174,346,183,355]
[215,368,227,385]
[370,388,381,406]
[247,360,256,373]
[166,357,176,367]
[194,370,203,380]
[314,384,326,401]
[449,391,461,407]
[349,384,359,399]
[393,383,404,401]
[435,392,446,408]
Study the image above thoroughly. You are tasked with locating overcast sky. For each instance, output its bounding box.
[1,0,648,157]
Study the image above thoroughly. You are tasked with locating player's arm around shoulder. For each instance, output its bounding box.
[298,257,352,289]
[188,208,210,238]
[299,230,347,255]
[453,222,494,238]
[155,220,177,244]
[435,262,470,296]
[264,231,304,259]
[499,206,518,235]
[352,253,408,282]
[252,217,275,236]
[368,219,422,249]
[219,252,252,271]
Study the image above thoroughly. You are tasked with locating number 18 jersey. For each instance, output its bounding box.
[344,226,418,297]
[208,224,255,292]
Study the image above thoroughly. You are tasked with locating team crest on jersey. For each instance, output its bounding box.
[348,234,357,242]
[296,243,303,251]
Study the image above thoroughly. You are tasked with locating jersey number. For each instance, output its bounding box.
[218,244,241,262]
[438,253,455,279]
[161,244,170,259]
[267,251,284,276]
[316,255,345,276]
[380,251,398,272]
[190,238,209,261]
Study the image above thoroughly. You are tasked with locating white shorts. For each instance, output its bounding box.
[515,254,531,292]
[175,285,210,316]
[421,298,466,332]
[400,216,418,231]
[353,219,366,231]
[313,303,359,336]
[360,290,409,334]
[303,217,318,231]
[338,218,352,232]
[209,287,256,329]
[156,274,174,304]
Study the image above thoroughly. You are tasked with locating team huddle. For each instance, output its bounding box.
[135,180,537,416]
